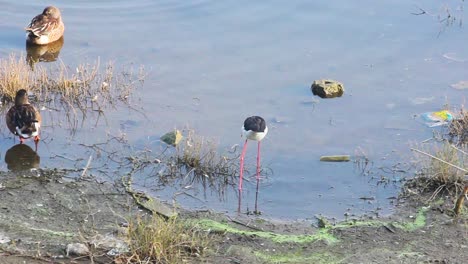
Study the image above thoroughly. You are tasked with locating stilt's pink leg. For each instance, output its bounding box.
[238,139,248,213]
[19,137,25,144]
[238,189,242,214]
[239,139,249,192]
[254,141,261,213]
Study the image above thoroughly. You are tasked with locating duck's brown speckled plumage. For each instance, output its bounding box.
[25,6,64,45]
[6,89,41,143]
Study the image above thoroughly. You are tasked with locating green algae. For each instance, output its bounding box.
[194,207,429,248]
[195,219,338,244]
[392,207,428,231]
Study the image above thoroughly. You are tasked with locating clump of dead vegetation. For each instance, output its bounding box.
[448,108,468,145]
[0,53,144,111]
[411,141,467,201]
[117,215,211,263]
[175,129,239,182]
[127,129,239,187]
[409,106,468,202]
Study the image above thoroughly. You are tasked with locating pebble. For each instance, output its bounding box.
[66,243,90,256]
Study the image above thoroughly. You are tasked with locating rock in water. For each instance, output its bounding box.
[161,130,183,146]
[311,79,344,98]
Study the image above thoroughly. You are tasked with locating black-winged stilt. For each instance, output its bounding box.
[238,116,268,213]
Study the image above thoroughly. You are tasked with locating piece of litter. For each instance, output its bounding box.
[451,80,468,90]
[419,110,453,127]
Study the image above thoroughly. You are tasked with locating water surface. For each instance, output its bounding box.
[0,0,467,219]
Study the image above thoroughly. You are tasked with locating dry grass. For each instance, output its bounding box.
[449,108,468,145]
[0,53,144,136]
[410,106,468,199]
[0,53,46,97]
[170,129,240,197]
[118,215,210,263]
[412,141,467,199]
[0,53,144,109]
[176,129,238,179]
[113,129,240,202]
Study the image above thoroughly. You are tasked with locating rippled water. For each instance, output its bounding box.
[0,0,467,219]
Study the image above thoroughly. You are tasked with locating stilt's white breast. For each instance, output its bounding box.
[242,126,268,141]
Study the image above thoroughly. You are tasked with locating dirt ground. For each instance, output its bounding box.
[0,169,466,264]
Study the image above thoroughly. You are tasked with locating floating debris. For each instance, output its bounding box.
[359,196,375,201]
[443,52,467,63]
[451,80,468,90]
[410,96,434,105]
[320,155,351,162]
[420,110,454,127]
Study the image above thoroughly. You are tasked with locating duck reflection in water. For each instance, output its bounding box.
[26,36,64,68]
[5,144,40,171]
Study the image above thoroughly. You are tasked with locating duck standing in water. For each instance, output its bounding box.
[6,89,42,150]
[25,6,65,45]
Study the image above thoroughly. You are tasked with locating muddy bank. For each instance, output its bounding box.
[0,169,466,264]
[0,169,140,263]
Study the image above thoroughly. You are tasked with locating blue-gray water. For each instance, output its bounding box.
[0,0,467,220]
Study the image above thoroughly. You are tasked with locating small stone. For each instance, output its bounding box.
[160,130,183,146]
[311,79,344,98]
[90,234,129,256]
[226,245,260,263]
[317,217,330,228]
[66,243,90,256]
[0,233,11,244]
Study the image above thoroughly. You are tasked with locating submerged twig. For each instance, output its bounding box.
[411,7,427,16]
[80,155,93,179]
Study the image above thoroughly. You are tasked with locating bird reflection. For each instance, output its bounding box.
[4,144,40,171]
[26,36,64,68]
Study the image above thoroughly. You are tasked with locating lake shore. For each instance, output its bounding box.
[0,168,466,263]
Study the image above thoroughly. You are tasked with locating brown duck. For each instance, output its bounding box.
[25,6,65,45]
[6,89,42,147]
